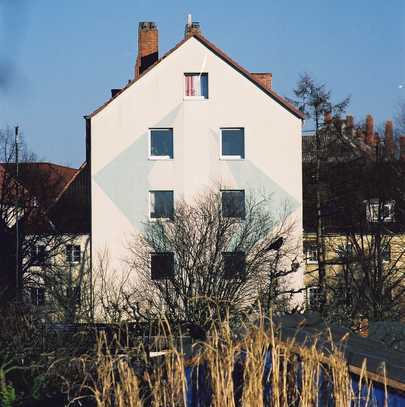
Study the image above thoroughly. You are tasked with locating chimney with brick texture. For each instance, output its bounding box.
[135,22,158,79]
[365,114,375,146]
[251,73,272,90]
[384,120,395,159]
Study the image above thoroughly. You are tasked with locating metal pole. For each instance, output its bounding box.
[15,125,20,302]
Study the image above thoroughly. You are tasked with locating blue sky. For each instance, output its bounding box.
[0,0,404,168]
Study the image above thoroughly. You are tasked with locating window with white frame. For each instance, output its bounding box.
[184,73,208,98]
[66,244,81,264]
[31,244,47,266]
[336,242,354,260]
[151,252,174,280]
[30,287,45,306]
[150,191,174,219]
[221,190,245,219]
[304,242,318,264]
[366,199,395,223]
[222,252,246,280]
[220,128,245,159]
[149,128,173,159]
[306,286,320,310]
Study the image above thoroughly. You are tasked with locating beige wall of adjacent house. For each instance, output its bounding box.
[91,37,303,300]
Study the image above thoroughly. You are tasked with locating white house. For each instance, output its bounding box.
[87,19,304,301]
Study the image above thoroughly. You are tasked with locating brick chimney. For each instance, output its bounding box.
[365,114,375,146]
[135,22,158,79]
[384,120,395,159]
[251,73,272,90]
[185,14,201,38]
[399,136,405,161]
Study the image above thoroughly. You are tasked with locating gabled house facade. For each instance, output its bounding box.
[87,20,304,302]
[0,161,91,320]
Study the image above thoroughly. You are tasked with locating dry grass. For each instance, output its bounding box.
[79,315,381,406]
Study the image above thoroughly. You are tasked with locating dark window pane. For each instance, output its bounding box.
[223,252,246,280]
[151,253,174,280]
[200,74,208,98]
[222,129,244,158]
[222,190,245,219]
[151,129,173,158]
[151,191,174,219]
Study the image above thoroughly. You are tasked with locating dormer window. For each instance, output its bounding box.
[184,73,208,99]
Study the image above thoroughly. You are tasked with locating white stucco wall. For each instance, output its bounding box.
[91,37,303,296]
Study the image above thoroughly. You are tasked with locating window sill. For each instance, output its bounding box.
[306,261,318,265]
[220,156,245,161]
[148,156,174,161]
[183,96,208,101]
[149,217,174,222]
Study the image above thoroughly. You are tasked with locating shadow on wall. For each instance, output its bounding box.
[93,104,183,229]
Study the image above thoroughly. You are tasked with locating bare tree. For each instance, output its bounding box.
[292,73,350,313]
[127,189,301,328]
[321,149,405,326]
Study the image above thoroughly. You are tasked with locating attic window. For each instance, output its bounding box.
[184,73,208,99]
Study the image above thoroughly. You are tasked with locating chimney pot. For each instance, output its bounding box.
[384,120,395,159]
[111,89,121,98]
[135,21,159,79]
[185,16,201,38]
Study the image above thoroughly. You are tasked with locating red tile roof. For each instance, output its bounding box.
[86,33,304,120]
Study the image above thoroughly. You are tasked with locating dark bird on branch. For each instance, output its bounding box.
[266,237,284,251]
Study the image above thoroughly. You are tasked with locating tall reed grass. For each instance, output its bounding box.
[79,314,381,406]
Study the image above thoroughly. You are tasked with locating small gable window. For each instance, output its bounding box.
[184,73,208,99]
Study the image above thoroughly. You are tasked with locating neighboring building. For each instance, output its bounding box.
[302,115,405,319]
[87,19,304,303]
[0,161,91,320]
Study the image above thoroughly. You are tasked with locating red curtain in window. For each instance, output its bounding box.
[185,75,195,96]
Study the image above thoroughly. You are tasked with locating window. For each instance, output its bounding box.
[31,244,47,266]
[184,73,208,99]
[149,128,173,159]
[336,242,353,261]
[304,242,317,264]
[66,245,81,264]
[150,191,174,219]
[382,243,391,263]
[222,252,246,280]
[306,286,320,310]
[151,252,174,280]
[221,190,245,219]
[30,287,45,306]
[366,200,395,223]
[220,128,245,159]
